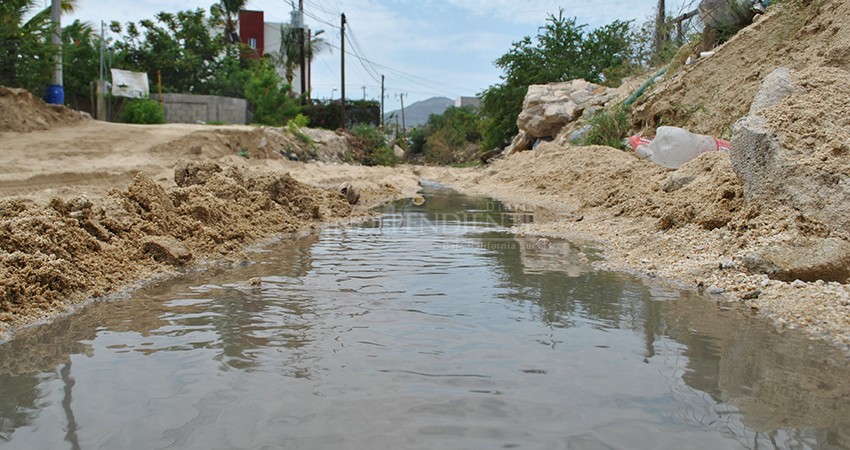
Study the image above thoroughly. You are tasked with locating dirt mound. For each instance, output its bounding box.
[633,0,850,138]
[0,163,351,332]
[487,142,745,232]
[760,66,850,168]
[149,127,313,160]
[0,86,88,133]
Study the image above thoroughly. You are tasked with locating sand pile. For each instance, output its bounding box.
[759,67,850,180]
[475,143,745,233]
[149,127,318,161]
[633,0,850,138]
[0,86,88,132]
[0,161,352,333]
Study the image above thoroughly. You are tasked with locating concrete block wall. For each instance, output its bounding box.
[161,93,249,125]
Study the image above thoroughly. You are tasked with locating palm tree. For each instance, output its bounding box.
[269,23,302,86]
[0,0,77,93]
[307,33,330,64]
[211,0,246,44]
[306,32,330,98]
[270,27,330,85]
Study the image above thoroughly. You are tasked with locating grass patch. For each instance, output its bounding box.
[579,105,631,149]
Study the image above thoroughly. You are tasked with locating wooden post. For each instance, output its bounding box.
[157,70,163,106]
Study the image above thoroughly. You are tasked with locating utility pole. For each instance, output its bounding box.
[99,21,105,81]
[381,75,385,129]
[298,0,307,102]
[398,93,408,148]
[340,13,346,129]
[361,86,366,100]
[46,0,63,104]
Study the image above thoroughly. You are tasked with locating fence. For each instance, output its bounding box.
[160,93,250,125]
[661,0,767,53]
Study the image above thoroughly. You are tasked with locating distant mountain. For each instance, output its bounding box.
[384,97,453,128]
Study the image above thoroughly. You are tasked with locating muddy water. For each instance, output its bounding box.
[1,186,849,449]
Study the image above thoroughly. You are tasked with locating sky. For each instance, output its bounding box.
[61,0,669,112]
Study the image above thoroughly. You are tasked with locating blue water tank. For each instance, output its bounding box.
[44,85,65,105]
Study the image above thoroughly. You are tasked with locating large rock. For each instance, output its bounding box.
[508,79,618,154]
[743,238,850,283]
[731,68,850,234]
[748,67,805,115]
[142,236,193,266]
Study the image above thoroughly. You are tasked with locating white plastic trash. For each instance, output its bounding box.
[634,126,730,169]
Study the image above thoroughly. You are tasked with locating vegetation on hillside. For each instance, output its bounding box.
[408,106,482,165]
[479,10,639,150]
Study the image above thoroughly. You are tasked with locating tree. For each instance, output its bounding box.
[479,10,637,149]
[244,59,299,125]
[111,9,233,95]
[211,0,246,44]
[420,106,482,164]
[269,23,302,87]
[0,0,77,96]
[61,20,99,109]
[307,33,330,67]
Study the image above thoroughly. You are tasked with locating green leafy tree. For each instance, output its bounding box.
[110,9,231,95]
[269,24,302,87]
[479,10,637,150]
[210,0,246,44]
[61,20,99,110]
[420,106,482,164]
[244,59,299,125]
[0,0,77,96]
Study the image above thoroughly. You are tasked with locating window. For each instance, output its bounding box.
[248,38,257,49]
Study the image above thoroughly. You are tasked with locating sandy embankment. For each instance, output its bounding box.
[423,140,850,354]
[423,0,850,353]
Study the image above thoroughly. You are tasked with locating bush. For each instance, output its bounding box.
[119,98,165,124]
[408,127,426,154]
[412,106,482,165]
[245,61,300,125]
[290,113,310,128]
[580,104,631,149]
[302,100,380,130]
[349,124,398,166]
[364,145,399,167]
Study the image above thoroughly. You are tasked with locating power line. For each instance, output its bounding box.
[272,1,478,99]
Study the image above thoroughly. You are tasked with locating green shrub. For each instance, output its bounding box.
[245,61,300,125]
[408,127,426,155]
[286,114,314,145]
[350,124,398,166]
[290,113,310,128]
[119,98,165,124]
[580,105,631,149]
[363,145,399,167]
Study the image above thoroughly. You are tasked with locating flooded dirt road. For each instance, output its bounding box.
[1,186,848,449]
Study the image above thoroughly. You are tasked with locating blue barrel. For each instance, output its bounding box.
[44,85,65,105]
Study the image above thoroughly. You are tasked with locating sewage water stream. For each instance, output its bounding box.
[1,186,848,449]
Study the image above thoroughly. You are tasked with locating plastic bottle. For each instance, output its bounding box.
[635,126,724,169]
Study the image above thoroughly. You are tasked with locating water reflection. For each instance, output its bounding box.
[0,187,847,449]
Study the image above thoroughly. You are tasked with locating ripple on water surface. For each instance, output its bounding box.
[0,187,848,449]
